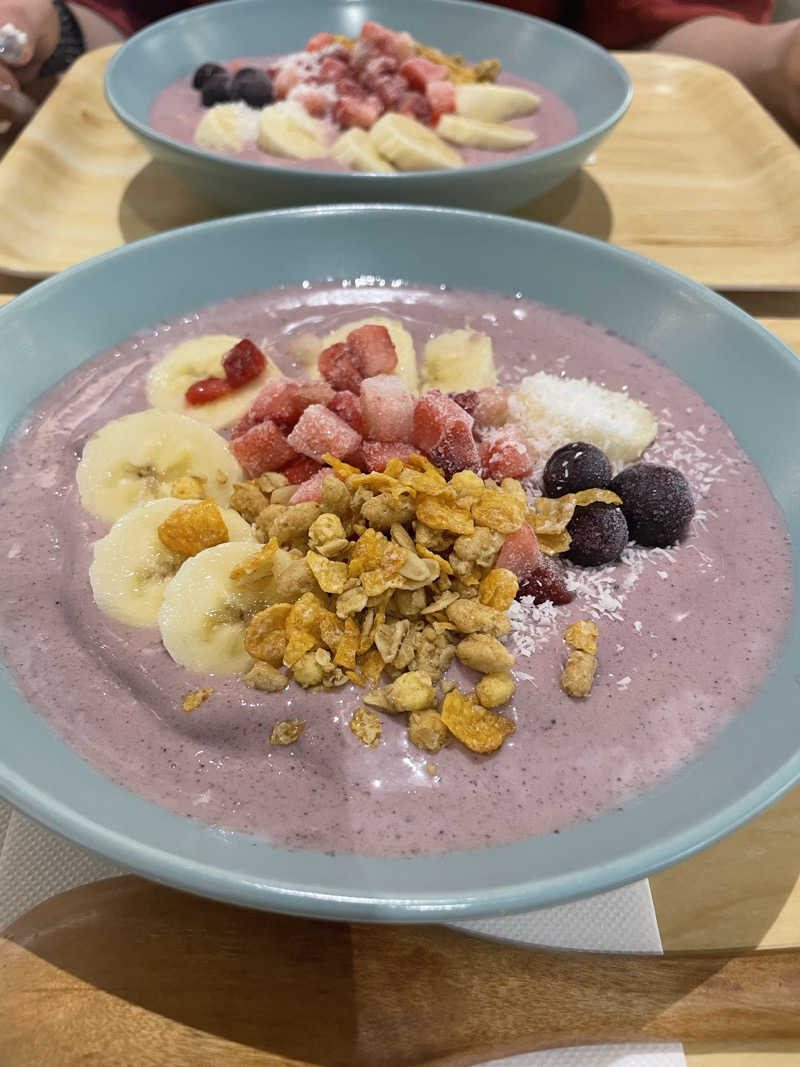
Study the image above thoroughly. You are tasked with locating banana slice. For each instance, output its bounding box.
[437,114,535,150]
[76,409,242,524]
[257,101,328,159]
[331,128,395,172]
[146,334,282,430]
[194,102,257,153]
[158,541,290,675]
[89,498,255,628]
[454,84,540,122]
[421,330,497,391]
[321,316,418,394]
[369,114,462,171]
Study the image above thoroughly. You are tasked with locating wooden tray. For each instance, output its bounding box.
[0,47,798,286]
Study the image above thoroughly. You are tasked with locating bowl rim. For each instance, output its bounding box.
[0,203,797,923]
[103,0,633,183]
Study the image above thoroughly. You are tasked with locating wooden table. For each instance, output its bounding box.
[2,48,800,1067]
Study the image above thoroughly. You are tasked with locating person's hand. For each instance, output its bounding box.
[0,0,59,90]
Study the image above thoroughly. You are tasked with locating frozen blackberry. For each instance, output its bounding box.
[543,442,612,498]
[609,463,695,548]
[192,62,226,90]
[566,504,628,567]
[230,68,274,108]
[201,72,233,107]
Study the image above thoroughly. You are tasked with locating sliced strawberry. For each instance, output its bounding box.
[306,31,335,51]
[222,338,267,387]
[347,324,397,376]
[231,419,297,477]
[286,403,362,462]
[185,376,232,405]
[399,57,448,91]
[361,374,415,442]
[479,426,535,481]
[281,456,323,484]
[318,342,363,392]
[361,440,416,472]
[360,22,415,62]
[327,390,365,435]
[334,94,383,129]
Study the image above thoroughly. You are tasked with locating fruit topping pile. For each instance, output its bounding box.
[184,338,267,405]
[189,21,541,170]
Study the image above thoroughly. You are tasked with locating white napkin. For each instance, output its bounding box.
[0,798,684,1066]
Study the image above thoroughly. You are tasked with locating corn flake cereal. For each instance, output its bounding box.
[440,689,515,754]
[182,687,213,712]
[564,619,599,655]
[472,489,525,535]
[307,551,348,594]
[229,538,279,582]
[334,617,360,669]
[158,499,229,557]
[284,629,317,668]
[416,495,474,535]
[478,568,519,610]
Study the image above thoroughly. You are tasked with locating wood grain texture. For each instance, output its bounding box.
[1,50,800,288]
[2,876,800,1066]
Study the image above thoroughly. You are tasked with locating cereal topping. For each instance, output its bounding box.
[440,689,514,754]
[560,650,597,698]
[157,499,229,557]
[564,619,599,655]
[350,706,383,748]
[270,718,306,745]
[182,687,213,712]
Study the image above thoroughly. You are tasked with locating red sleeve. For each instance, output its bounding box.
[574,0,774,48]
[74,0,209,36]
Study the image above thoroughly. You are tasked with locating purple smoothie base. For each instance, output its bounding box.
[149,63,578,172]
[0,281,792,858]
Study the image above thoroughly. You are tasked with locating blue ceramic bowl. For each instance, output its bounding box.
[104,0,631,213]
[1,206,798,921]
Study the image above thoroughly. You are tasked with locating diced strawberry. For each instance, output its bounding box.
[361,440,416,472]
[318,56,349,83]
[281,456,323,485]
[399,57,448,91]
[361,375,415,442]
[495,522,540,579]
[392,31,417,64]
[288,468,331,504]
[294,86,331,117]
[286,404,362,462]
[334,94,383,129]
[343,446,368,471]
[231,419,297,477]
[479,426,535,481]
[360,22,415,63]
[274,65,301,99]
[376,73,410,108]
[361,55,397,86]
[394,90,431,124]
[412,389,481,475]
[231,408,258,439]
[185,376,232,406]
[451,387,510,428]
[318,342,363,392]
[306,31,335,51]
[347,324,398,377]
[294,380,336,410]
[222,338,267,388]
[323,44,352,64]
[327,390,364,435]
[426,78,456,119]
[350,38,376,74]
[336,76,368,100]
[250,380,300,430]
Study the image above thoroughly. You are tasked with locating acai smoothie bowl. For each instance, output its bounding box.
[0,206,797,921]
[105,0,631,212]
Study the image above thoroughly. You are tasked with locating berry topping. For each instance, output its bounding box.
[192,62,226,90]
[347,324,398,376]
[286,404,362,462]
[281,456,323,485]
[327,390,365,435]
[361,374,415,441]
[250,380,301,430]
[200,72,233,107]
[184,376,232,406]
[288,468,331,504]
[495,522,539,578]
[566,504,629,567]
[543,442,613,498]
[230,420,297,477]
[609,463,695,548]
[399,57,448,90]
[518,557,574,606]
[318,342,363,393]
[222,338,267,387]
[361,440,416,472]
[230,68,274,109]
[306,31,336,51]
[479,426,535,481]
[413,390,481,475]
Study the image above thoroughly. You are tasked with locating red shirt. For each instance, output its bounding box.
[80,0,773,45]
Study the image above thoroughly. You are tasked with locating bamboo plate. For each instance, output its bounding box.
[0,48,798,286]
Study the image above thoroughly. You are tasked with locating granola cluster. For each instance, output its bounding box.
[228,454,526,754]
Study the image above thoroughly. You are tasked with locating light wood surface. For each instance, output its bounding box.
[3,877,800,1066]
[1,49,799,288]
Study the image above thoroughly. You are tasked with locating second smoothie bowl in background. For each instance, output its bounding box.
[105,0,631,212]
